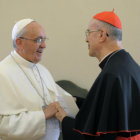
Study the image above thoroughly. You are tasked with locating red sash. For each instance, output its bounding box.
[116,134,140,140]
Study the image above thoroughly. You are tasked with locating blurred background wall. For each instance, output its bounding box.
[0,0,140,90]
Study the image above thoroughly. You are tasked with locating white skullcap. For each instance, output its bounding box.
[12,18,35,40]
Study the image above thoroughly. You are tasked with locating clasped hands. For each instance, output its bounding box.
[43,102,67,122]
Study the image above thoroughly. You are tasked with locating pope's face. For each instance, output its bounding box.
[16,22,46,64]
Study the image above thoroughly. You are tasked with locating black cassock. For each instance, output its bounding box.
[61,49,140,140]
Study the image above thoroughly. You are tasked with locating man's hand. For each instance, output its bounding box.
[55,104,67,123]
[43,102,59,120]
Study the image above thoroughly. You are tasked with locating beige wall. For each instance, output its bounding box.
[0,0,140,90]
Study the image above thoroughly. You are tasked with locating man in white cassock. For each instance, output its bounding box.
[0,19,72,140]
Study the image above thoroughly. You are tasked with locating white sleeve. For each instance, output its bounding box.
[0,111,46,140]
[55,84,79,118]
[55,83,72,96]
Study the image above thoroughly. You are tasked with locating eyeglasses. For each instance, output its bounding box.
[85,29,100,37]
[85,29,109,37]
[19,36,48,45]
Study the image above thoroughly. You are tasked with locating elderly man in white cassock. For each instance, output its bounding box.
[0,19,72,140]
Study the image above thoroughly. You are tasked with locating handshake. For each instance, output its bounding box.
[43,97,78,122]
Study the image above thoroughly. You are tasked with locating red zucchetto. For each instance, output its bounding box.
[93,10,122,30]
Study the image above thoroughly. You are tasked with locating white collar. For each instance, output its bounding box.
[11,50,36,68]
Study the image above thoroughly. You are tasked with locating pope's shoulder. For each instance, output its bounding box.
[0,55,13,69]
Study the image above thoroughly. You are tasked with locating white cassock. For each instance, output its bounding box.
[0,50,71,140]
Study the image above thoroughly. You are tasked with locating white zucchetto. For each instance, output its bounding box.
[12,19,35,40]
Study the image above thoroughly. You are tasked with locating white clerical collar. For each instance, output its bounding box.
[11,50,35,68]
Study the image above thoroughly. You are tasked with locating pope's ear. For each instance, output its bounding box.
[15,38,23,49]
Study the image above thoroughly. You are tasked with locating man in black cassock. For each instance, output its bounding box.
[55,10,140,140]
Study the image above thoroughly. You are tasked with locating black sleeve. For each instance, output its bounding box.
[75,96,85,108]
[61,116,117,140]
[61,116,84,140]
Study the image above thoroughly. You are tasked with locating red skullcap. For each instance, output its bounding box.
[93,10,122,30]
